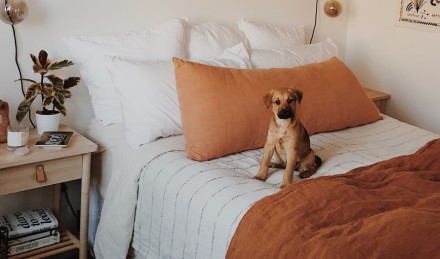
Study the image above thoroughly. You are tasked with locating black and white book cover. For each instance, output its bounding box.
[35,131,74,148]
[0,208,58,239]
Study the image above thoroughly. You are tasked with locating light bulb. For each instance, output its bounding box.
[324,0,341,18]
[0,0,28,25]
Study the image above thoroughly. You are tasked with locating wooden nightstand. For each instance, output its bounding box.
[0,126,97,259]
[364,88,391,113]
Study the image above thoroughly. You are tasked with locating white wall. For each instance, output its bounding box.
[345,0,440,134]
[0,0,349,134]
[0,0,349,218]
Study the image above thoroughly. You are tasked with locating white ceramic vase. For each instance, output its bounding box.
[35,111,61,135]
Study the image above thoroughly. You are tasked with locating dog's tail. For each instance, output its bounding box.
[315,155,322,168]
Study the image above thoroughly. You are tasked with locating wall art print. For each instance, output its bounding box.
[397,0,440,32]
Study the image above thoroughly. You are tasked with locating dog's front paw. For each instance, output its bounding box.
[253,175,266,181]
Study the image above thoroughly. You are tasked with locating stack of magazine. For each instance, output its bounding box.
[0,208,60,256]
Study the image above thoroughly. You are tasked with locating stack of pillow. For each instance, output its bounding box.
[65,18,380,161]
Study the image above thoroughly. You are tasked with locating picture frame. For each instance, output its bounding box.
[396,0,440,33]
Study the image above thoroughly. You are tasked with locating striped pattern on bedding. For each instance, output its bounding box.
[130,115,438,259]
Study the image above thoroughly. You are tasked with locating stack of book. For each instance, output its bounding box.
[0,208,60,256]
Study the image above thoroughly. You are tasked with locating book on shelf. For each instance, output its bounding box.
[8,229,60,256]
[0,208,58,239]
[35,131,74,148]
[8,229,58,247]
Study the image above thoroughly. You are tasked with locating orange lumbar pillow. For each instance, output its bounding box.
[173,57,381,161]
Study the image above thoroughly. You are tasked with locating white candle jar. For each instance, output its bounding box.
[7,125,29,151]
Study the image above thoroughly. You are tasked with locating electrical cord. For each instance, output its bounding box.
[310,0,319,44]
[6,3,36,127]
[61,183,79,222]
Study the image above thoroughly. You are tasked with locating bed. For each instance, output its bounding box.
[87,115,439,259]
[64,18,440,259]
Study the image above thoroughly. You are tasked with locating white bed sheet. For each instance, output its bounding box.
[87,119,126,198]
[93,116,439,259]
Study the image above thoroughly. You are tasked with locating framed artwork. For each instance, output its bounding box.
[397,0,440,33]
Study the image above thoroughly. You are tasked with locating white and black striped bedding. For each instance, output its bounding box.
[93,115,439,259]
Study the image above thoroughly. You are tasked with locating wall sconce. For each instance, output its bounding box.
[324,0,342,18]
[0,0,28,24]
[0,0,34,127]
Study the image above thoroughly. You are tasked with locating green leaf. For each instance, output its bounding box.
[48,60,74,70]
[55,92,65,104]
[57,89,72,99]
[46,75,63,86]
[42,96,54,107]
[16,98,35,122]
[32,64,48,75]
[38,50,49,68]
[53,99,66,116]
[63,77,80,89]
[30,53,38,66]
[42,85,53,97]
[24,83,41,100]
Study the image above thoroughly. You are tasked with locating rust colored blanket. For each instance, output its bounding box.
[227,139,440,259]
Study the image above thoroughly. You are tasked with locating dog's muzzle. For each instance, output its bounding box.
[277,109,293,119]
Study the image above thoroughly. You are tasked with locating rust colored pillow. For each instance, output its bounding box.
[173,57,381,161]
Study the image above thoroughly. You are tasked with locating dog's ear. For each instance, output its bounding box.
[289,88,303,104]
[263,90,274,109]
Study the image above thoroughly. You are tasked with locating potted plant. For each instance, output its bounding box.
[16,50,80,135]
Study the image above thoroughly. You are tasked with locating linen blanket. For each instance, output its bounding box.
[227,138,440,259]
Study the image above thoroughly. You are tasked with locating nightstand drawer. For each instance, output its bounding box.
[0,155,83,195]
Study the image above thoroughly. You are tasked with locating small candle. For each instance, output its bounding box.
[7,125,29,151]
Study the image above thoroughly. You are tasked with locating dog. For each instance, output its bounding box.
[254,87,322,188]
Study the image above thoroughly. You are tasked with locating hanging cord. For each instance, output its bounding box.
[6,1,36,127]
[309,0,319,44]
[61,183,80,230]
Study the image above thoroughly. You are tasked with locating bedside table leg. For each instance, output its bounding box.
[79,153,91,259]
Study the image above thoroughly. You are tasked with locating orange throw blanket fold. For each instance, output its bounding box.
[227,139,440,259]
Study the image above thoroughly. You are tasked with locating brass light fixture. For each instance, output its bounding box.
[324,0,342,18]
[0,0,35,127]
[0,0,28,25]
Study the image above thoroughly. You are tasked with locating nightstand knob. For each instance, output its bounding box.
[36,164,46,183]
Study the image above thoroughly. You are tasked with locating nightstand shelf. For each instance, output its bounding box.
[0,126,97,259]
[9,229,78,259]
[364,87,391,113]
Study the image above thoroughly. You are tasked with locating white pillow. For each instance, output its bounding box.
[187,22,245,60]
[105,43,251,148]
[64,18,188,126]
[250,38,339,69]
[237,18,305,49]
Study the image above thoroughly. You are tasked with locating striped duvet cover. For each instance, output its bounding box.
[94,115,439,259]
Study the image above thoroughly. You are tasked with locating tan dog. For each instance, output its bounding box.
[254,87,322,188]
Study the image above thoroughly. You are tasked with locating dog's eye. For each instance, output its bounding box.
[274,99,281,105]
[287,98,293,104]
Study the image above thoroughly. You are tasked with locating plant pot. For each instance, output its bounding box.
[36,111,61,135]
